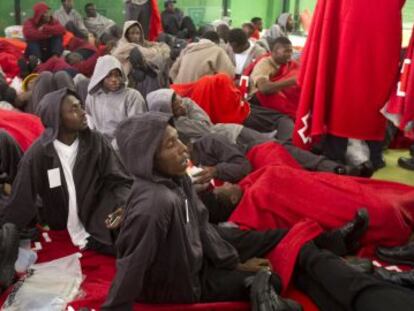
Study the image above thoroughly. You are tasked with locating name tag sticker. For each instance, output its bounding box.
[47,168,61,189]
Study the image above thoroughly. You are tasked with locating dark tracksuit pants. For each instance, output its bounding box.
[201,227,286,302]
[296,243,414,311]
[323,134,384,168]
[205,228,414,310]
[236,127,342,173]
[25,35,64,63]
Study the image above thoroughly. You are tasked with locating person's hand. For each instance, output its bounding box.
[105,208,125,230]
[237,258,273,273]
[192,166,217,185]
[193,182,211,193]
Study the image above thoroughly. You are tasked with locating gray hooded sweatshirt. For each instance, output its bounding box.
[146,89,243,144]
[1,88,131,245]
[102,112,239,310]
[85,55,147,141]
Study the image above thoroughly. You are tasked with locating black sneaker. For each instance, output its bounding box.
[0,223,19,290]
[249,270,303,311]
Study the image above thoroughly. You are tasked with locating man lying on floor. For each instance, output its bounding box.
[146,88,372,176]
[102,112,414,311]
[0,88,131,254]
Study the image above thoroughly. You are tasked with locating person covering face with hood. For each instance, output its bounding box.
[86,55,147,142]
[1,88,131,252]
[23,2,66,62]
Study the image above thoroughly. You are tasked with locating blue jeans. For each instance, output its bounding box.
[25,35,63,62]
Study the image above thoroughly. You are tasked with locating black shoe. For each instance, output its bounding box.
[0,223,19,290]
[398,157,414,171]
[315,208,369,256]
[372,158,386,171]
[345,256,374,274]
[376,242,414,266]
[356,161,375,178]
[334,165,363,177]
[249,270,303,311]
[374,268,414,289]
[409,145,414,157]
[339,208,369,253]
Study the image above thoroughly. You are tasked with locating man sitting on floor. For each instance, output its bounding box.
[250,37,300,120]
[54,0,89,39]
[86,55,147,143]
[102,112,414,311]
[1,88,131,254]
[169,31,235,84]
[84,3,121,43]
[23,2,66,62]
[227,28,266,80]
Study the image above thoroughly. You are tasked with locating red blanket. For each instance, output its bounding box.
[383,25,414,139]
[293,0,405,149]
[0,109,44,151]
[229,142,414,286]
[149,0,163,41]
[0,230,319,311]
[255,61,301,119]
[172,74,251,124]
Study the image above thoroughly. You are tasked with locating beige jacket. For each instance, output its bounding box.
[169,39,235,84]
[112,21,170,75]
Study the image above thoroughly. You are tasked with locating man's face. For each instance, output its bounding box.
[63,0,74,11]
[213,182,243,207]
[286,15,294,32]
[254,20,263,31]
[126,25,141,44]
[85,5,97,17]
[271,43,293,65]
[40,10,52,24]
[60,95,87,132]
[172,94,187,117]
[242,25,254,38]
[103,69,122,92]
[166,3,175,12]
[154,125,189,177]
[230,41,248,54]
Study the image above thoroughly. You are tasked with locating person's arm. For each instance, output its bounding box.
[1,154,39,229]
[208,137,252,183]
[125,89,148,115]
[98,136,132,212]
[169,55,182,81]
[23,21,50,41]
[256,76,297,95]
[174,99,214,139]
[215,49,235,79]
[101,206,169,310]
[42,20,66,37]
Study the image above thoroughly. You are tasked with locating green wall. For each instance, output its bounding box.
[0,0,413,36]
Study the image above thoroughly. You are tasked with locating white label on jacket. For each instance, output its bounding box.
[47,168,61,189]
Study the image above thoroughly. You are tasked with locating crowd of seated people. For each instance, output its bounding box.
[0,1,414,310]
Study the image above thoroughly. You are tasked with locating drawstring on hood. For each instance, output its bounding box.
[115,112,174,181]
[146,89,175,114]
[37,88,82,146]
